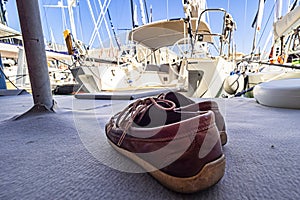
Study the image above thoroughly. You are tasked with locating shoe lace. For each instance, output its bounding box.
[157,93,166,99]
[116,97,176,146]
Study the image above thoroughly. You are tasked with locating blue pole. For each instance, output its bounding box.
[0,54,7,89]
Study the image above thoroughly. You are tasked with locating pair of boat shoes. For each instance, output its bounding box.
[105,92,227,193]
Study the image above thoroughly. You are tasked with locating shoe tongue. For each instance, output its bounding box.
[164,92,195,108]
[133,101,180,128]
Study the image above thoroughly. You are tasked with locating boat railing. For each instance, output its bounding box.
[193,8,236,58]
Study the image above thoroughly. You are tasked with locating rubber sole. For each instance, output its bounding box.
[108,140,226,193]
[220,131,227,146]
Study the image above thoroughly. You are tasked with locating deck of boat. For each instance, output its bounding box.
[0,94,299,199]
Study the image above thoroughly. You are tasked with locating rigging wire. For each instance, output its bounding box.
[93,0,99,15]
[76,1,84,43]
[86,0,103,48]
[41,0,51,43]
[0,64,20,90]
[290,0,299,11]
[107,9,121,50]
[61,2,67,31]
[227,0,230,13]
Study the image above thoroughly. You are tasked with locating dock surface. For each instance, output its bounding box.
[0,94,300,199]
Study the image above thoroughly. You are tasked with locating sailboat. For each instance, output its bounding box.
[67,0,241,98]
[241,0,300,91]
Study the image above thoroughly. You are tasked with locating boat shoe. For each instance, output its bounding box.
[158,92,227,146]
[105,97,225,193]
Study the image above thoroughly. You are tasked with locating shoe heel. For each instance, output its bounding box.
[220,131,227,146]
[150,154,226,193]
[108,139,226,193]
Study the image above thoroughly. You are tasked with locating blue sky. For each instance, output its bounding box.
[4,0,291,55]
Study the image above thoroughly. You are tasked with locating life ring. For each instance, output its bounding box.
[253,78,300,109]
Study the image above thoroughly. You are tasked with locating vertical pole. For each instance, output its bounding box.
[16,0,54,110]
[251,30,257,59]
[166,0,169,20]
[251,0,265,58]
[150,5,153,22]
[130,0,135,28]
[143,0,149,23]
[67,0,77,40]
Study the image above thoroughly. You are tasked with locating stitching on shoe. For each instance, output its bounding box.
[108,121,217,142]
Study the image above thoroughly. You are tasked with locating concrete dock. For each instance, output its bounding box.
[0,93,299,199]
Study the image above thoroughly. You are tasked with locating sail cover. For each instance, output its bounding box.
[273,6,300,40]
[128,18,212,50]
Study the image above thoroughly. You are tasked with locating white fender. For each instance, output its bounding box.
[253,78,300,109]
[224,74,244,95]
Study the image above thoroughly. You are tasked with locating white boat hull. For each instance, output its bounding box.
[76,64,179,92]
[186,57,235,98]
[74,56,235,98]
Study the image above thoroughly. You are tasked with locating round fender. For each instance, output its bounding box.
[223,74,244,95]
[253,78,300,109]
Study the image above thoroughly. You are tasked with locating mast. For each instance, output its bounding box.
[166,0,169,20]
[150,5,152,22]
[251,0,265,58]
[139,0,146,25]
[275,0,282,21]
[143,0,149,23]
[130,0,135,28]
[134,4,139,27]
[67,0,77,40]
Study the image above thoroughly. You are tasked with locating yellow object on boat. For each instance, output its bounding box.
[63,29,73,55]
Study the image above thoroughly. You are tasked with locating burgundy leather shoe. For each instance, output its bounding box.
[105,97,225,193]
[158,92,227,145]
